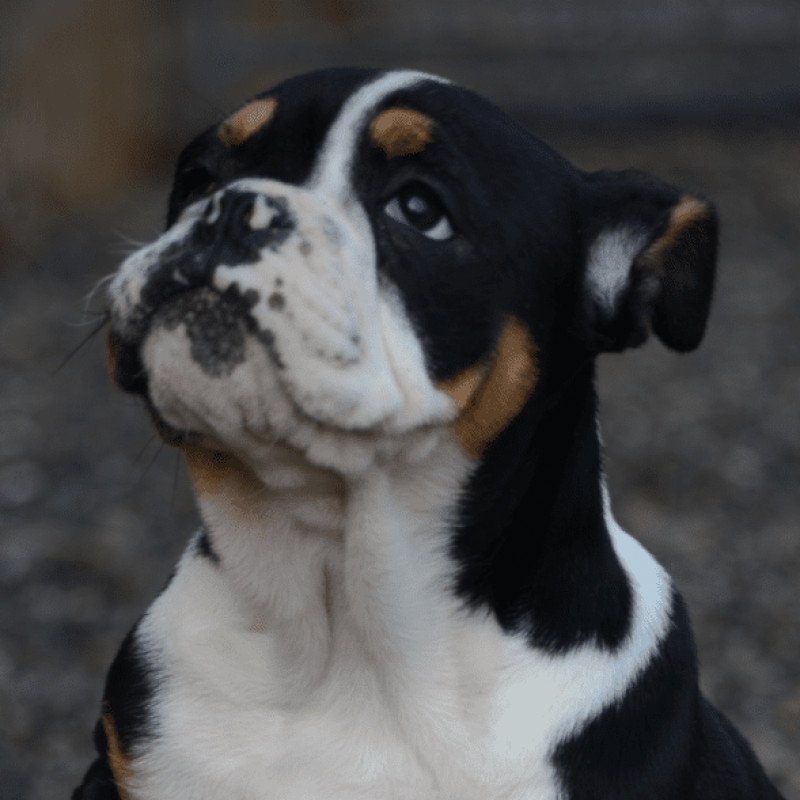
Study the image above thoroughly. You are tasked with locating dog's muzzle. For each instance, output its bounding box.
[112,189,296,341]
[105,178,452,450]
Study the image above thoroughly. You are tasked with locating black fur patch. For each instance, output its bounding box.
[103,624,155,755]
[72,624,154,799]
[452,361,632,652]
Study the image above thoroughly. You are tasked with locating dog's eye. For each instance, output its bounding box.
[384,182,454,241]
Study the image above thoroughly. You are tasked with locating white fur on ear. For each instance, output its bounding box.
[585,227,647,314]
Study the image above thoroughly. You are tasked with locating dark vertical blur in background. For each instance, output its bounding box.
[1,2,798,797]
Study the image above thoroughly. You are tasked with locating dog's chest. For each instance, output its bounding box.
[125,538,670,800]
[127,536,574,800]
[122,463,671,800]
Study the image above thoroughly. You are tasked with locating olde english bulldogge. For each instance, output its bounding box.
[73,68,785,799]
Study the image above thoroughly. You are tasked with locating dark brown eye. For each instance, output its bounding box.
[384,182,454,241]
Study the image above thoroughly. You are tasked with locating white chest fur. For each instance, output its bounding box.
[127,445,672,800]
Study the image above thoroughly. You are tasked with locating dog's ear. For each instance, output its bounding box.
[580,169,718,353]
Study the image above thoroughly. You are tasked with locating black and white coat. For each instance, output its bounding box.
[74,68,784,800]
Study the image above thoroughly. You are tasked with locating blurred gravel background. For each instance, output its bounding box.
[1,2,798,798]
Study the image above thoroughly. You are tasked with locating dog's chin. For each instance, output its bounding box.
[135,314,454,479]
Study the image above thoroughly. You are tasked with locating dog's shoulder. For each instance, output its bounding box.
[694,697,786,799]
[71,719,125,800]
[555,590,785,799]
[74,614,158,799]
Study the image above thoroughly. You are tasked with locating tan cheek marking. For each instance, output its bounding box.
[218,97,277,147]
[181,443,266,518]
[451,318,539,459]
[101,712,131,800]
[369,107,434,158]
[436,362,487,413]
[640,196,710,267]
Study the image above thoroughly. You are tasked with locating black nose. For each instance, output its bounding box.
[192,190,295,271]
[159,191,296,288]
[201,190,261,244]
[135,190,295,327]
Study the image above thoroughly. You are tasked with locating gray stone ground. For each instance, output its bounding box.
[1,119,798,799]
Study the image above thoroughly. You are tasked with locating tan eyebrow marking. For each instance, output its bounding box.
[437,363,487,413]
[369,107,434,158]
[218,97,277,147]
[439,318,539,459]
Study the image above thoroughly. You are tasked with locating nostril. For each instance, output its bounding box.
[206,190,296,239]
[202,195,220,224]
[183,192,260,269]
[202,191,256,240]
[231,192,257,235]
[159,190,296,292]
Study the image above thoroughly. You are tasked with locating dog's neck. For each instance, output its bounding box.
[183,434,477,704]
[185,356,629,687]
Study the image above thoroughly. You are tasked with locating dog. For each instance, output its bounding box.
[72,68,785,799]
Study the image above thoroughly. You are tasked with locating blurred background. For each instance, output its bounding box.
[1,1,798,797]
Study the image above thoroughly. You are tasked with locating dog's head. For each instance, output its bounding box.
[107,68,717,477]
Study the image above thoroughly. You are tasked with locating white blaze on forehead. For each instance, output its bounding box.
[308,70,448,199]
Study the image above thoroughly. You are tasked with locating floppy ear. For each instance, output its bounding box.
[580,169,718,353]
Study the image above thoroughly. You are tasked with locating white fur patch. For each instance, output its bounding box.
[586,227,648,313]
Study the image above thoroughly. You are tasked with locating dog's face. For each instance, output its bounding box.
[107,68,716,476]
